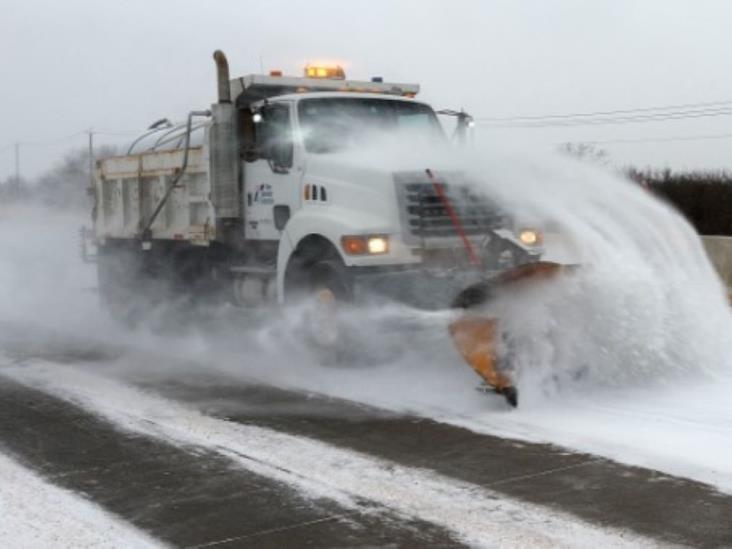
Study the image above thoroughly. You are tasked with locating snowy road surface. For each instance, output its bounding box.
[1,340,731,547]
[0,451,161,548]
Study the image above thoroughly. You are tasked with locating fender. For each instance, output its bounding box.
[276,229,295,304]
[275,207,394,303]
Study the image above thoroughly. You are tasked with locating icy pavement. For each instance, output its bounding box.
[1,359,659,549]
[0,451,160,548]
[139,312,732,497]
[0,368,460,547]
[252,337,732,494]
[2,350,731,547]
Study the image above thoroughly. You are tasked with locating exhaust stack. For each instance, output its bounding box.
[213,50,231,103]
[209,49,239,219]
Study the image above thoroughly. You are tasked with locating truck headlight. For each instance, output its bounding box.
[367,236,388,254]
[518,229,542,246]
[341,235,389,255]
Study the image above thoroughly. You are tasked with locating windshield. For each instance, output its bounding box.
[298,97,444,153]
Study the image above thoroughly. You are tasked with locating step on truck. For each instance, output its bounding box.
[88,50,560,406]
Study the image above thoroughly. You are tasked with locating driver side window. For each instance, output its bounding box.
[256,103,293,169]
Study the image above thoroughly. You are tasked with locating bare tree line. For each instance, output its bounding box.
[0,145,117,211]
[627,168,732,235]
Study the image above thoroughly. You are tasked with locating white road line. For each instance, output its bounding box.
[0,451,163,549]
[3,361,662,549]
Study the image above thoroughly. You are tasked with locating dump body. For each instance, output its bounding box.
[95,145,214,245]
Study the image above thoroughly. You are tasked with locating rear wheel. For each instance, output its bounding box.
[97,244,174,327]
[97,244,149,326]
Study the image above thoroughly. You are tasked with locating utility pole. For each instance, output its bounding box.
[14,142,19,185]
[88,129,94,191]
[455,110,475,147]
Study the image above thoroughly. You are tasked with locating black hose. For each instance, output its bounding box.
[140,110,211,242]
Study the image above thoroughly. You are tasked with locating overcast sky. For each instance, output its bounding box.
[2,0,732,180]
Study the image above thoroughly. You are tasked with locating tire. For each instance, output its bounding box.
[97,245,145,326]
[308,259,353,302]
[301,259,353,358]
[97,244,169,327]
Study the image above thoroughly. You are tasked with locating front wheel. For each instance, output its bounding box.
[301,259,353,358]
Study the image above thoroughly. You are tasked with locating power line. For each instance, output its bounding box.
[16,130,87,147]
[583,132,732,146]
[477,98,732,123]
[94,129,141,136]
[478,107,732,128]
[0,127,139,179]
[0,127,137,156]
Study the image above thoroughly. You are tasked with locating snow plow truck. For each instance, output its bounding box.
[87,50,566,406]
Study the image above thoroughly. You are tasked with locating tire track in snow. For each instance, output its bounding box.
[136,373,732,547]
[0,451,162,549]
[3,361,659,549]
[0,374,460,548]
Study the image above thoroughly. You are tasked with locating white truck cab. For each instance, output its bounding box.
[91,51,542,317]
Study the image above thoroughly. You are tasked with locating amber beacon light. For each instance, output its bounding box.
[305,65,346,80]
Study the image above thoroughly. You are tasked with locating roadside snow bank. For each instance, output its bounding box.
[445,377,732,495]
[0,451,161,548]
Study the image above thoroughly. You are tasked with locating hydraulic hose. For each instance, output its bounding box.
[425,168,481,266]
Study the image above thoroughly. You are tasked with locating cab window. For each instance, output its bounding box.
[256,103,293,168]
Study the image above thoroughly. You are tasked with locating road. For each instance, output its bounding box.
[1,331,731,548]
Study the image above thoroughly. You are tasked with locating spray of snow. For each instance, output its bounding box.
[316,140,732,399]
[0,205,107,333]
[463,149,732,399]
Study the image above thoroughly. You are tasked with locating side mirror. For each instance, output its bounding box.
[242,110,263,162]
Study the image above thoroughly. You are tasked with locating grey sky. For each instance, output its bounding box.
[2,0,731,180]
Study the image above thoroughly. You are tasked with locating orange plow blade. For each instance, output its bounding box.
[448,317,509,390]
[448,261,573,407]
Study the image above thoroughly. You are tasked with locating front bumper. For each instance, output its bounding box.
[351,265,490,310]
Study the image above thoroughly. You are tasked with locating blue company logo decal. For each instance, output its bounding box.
[253,183,274,205]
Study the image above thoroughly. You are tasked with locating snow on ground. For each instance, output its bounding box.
[209,325,732,496]
[0,451,161,549]
[1,359,659,549]
[213,303,732,495]
[445,379,732,495]
[108,297,730,497]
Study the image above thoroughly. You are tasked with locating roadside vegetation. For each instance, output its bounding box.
[0,146,116,211]
[626,168,732,236]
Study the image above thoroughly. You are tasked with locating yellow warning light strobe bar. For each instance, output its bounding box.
[305,65,346,80]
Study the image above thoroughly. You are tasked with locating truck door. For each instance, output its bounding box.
[244,102,301,241]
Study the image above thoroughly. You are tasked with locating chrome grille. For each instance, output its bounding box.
[395,172,504,244]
